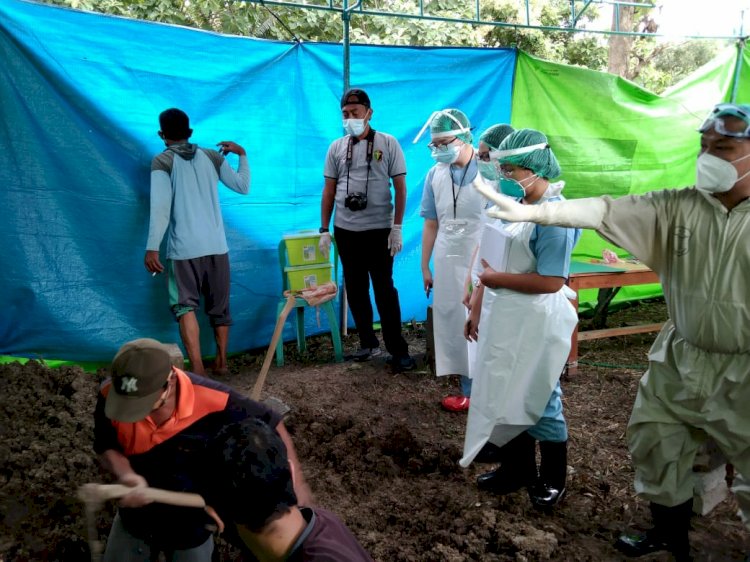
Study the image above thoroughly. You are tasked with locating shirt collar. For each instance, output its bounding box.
[286,507,316,559]
[171,368,195,421]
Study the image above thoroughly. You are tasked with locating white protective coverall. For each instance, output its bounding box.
[460,183,578,467]
[595,188,750,519]
[429,162,487,377]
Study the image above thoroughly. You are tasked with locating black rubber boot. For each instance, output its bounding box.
[615,500,693,561]
[529,440,567,508]
[476,431,537,495]
[473,442,504,464]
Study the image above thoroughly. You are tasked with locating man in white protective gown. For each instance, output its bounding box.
[417,111,514,413]
[461,129,580,510]
[474,102,750,561]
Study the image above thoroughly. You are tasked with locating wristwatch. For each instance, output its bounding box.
[319,227,329,233]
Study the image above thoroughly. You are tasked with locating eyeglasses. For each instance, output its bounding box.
[428,137,458,150]
[699,103,750,138]
[477,151,491,162]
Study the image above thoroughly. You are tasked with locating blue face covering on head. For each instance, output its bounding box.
[478,161,499,181]
[498,177,526,199]
[431,144,461,164]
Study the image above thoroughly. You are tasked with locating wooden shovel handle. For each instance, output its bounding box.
[251,294,297,401]
[78,483,206,508]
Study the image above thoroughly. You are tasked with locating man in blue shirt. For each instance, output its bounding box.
[144,108,250,376]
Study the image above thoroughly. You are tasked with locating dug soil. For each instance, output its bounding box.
[2,299,749,561]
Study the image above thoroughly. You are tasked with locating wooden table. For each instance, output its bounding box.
[566,261,662,374]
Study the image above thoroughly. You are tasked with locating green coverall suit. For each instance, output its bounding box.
[596,187,750,522]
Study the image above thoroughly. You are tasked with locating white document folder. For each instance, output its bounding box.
[472,221,512,280]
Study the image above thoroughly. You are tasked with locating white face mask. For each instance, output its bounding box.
[343,119,366,137]
[696,151,750,193]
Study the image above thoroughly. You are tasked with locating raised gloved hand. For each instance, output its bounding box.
[473,177,607,229]
[473,175,535,221]
[388,224,403,257]
[318,232,332,260]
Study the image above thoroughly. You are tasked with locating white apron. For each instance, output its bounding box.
[460,186,578,467]
[431,162,486,377]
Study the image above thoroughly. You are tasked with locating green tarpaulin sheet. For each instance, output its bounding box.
[511,49,738,310]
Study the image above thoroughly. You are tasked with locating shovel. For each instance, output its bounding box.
[251,294,297,402]
[77,483,208,562]
[77,483,206,507]
[252,283,336,410]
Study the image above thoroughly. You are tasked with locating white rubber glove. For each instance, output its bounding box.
[388,224,403,257]
[473,177,607,230]
[318,232,332,260]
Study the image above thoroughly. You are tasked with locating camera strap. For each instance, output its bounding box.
[345,128,376,197]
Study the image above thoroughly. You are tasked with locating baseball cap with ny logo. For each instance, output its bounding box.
[105,338,173,423]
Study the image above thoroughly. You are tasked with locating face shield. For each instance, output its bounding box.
[494,142,549,160]
[413,110,471,144]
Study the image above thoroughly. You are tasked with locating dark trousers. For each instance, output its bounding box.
[334,226,409,357]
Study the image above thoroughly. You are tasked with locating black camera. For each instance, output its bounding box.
[344,192,368,211]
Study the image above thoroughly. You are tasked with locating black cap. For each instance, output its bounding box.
[340,88,370,109]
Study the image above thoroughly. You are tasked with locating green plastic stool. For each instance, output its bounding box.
[275,237,343,366]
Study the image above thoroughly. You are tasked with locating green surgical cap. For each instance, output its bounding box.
[479,124,515,151]
[430,108,472,144]
[497,128,561,179]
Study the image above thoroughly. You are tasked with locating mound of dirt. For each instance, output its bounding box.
[0,362,109,560]
[2,299,749,561]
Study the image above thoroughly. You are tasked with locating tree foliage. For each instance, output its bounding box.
[41,0,727,93]
[604,4,724,93]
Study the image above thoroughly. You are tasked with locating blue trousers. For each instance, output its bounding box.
[527,380,568,442]
[103,512,213,562]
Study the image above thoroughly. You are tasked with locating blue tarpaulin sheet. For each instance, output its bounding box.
[0,0,515,360]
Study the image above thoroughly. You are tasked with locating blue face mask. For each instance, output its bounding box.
[478,161,499,181]
[431,144,461,164]
[498,178,526,199]
[343,119,366,137]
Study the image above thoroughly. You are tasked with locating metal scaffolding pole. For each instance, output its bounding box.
[241,0,739,41]
[731,40,746,103]
[342,0,362,94]
[339,0,363,336]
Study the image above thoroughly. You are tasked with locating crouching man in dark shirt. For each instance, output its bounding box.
[204,418,373,561]
[94,338,313,560]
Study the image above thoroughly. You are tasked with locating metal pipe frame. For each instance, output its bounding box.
[245,0,744,40]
